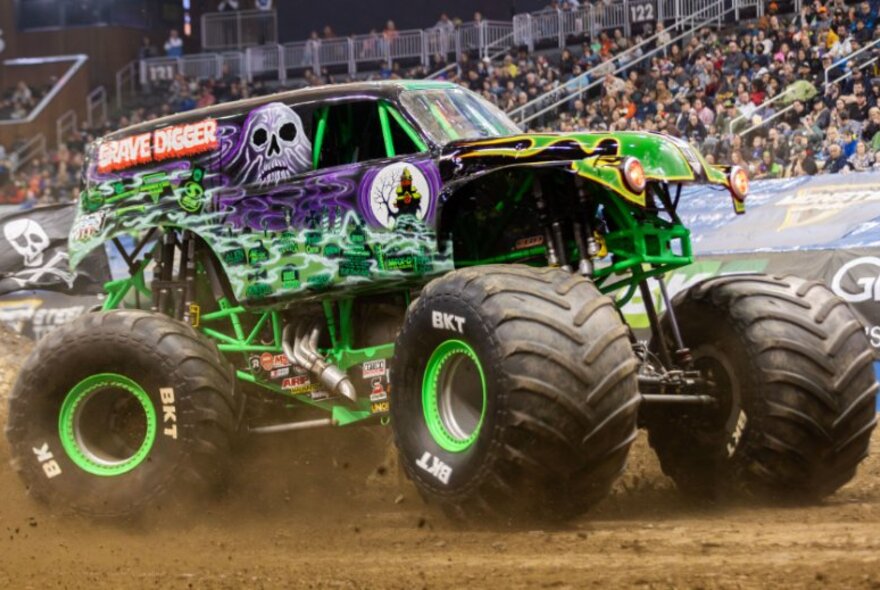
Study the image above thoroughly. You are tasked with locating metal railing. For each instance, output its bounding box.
[11,134,47,173]
[137,0,773,92]
[139,56,180,85]
[510,0,734,126]
[732,84,799,137]
[245,45,286,83]
[115,60,137,110]
[56,110,77,146]
[142,16,520,84]
[825,35,880,87]
[202,9,278,51]
[736,31,880,137]
[427,22,516,80]
[86,86,108,128]
[0,55,89,127]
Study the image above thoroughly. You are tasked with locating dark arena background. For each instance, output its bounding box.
[1,0,880,588]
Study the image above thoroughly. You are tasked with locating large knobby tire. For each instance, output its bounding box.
[5,310,240,519]
[391,265,640,522]
[644,274,878,501]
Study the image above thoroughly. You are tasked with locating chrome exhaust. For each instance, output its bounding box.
[282,323,357,402]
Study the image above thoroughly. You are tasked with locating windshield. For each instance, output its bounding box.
[400,87,521,145]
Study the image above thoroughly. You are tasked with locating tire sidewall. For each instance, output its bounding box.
[391,292,504,496]
[7,317,210,515]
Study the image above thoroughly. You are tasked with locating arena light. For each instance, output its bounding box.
[729,166,749,199]
[621,157,647,194]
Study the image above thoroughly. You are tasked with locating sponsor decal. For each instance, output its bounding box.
[362,359,386,379]
[415,451,452,484]
[776,183,880,230]
[515,235,544,250]
[32,442,62,479]
[71,210,107,242]
[160,387,178,439]
[188,303,201,327]
[370,401,390,413]
[259,352,292,372]
[431,310,465,334]
[282,375,311,394]
[97,118,218,173]
[369,379,388,402]
[831,256,880,303]
[270,367,290,379]
[310,390,330,401]
[866,325,880,349]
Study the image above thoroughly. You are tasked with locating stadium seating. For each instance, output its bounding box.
[3,0,879,207]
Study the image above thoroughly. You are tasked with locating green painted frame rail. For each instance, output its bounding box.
[197,297,397,426]
[101,266,397,427]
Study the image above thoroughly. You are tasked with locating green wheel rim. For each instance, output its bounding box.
[58,373,157,477]
[422,340,487,453]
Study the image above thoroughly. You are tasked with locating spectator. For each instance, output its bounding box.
[138,36,158,60]
[12,82,33,108]
[825,143,849,173]
[217,0,240,9]
[754,151,783,179]
[848,140,873,171]
[197,84,217,108]
[164,29,183,57]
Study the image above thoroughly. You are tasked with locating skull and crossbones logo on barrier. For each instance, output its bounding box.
[3,218,76,288]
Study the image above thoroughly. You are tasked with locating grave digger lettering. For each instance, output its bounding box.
[97,119,218,173]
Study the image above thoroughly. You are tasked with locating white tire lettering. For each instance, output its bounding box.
[160,387,178,439]
[431,310,466,334]
[727,410,748,457]
[416,451,453,485]
[32,442,62,479]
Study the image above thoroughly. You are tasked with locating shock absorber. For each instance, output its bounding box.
[181,232,198,326]
[533,180,559,267]
[153,231,176,314]
[574,184,598,277]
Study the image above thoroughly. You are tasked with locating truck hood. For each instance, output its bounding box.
[440,132,740,211]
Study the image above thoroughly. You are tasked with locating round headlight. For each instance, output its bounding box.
[729,166,749,199]
[622,157,647,194]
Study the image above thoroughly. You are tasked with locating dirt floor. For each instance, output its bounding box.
[0,330,879,589]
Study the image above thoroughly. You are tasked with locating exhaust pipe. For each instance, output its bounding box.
[282,324,357,402]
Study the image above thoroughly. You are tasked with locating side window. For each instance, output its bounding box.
[313,100,421,170]
[385,108,421,156]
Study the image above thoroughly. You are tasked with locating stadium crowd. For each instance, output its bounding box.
[3,0,880,206]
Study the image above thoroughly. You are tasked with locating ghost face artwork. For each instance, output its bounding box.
[230,102,313,187]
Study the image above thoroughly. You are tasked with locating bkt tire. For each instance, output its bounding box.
[5,310,240,519]
[390,265,640,522]
[644,274,878,501]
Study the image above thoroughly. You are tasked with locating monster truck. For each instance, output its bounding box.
[7,81,877,521]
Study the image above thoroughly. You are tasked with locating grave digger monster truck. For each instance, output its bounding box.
[7,81,877,521]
